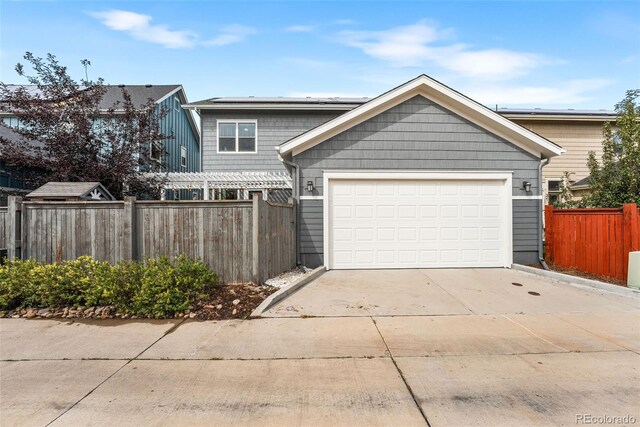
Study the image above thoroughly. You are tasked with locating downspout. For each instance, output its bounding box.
[539,158,550,270]
[278,153,301,266]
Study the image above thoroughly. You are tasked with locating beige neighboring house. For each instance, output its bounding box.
[499,109,616,205]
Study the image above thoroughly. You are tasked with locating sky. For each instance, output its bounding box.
[1,0,638,109]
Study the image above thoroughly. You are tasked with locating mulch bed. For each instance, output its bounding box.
[527,263,627,287]
[0,283,278,321]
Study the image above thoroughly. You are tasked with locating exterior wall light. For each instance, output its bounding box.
[522,181,532,193]
[306,180,315,193]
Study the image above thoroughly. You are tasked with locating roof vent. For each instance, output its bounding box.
[118,84,125,88]
[145,84,153,88]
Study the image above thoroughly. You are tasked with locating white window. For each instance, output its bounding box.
[174,98,180,112]
[547,179,562,204]
[217,121,257,153]
[180,146,187,168]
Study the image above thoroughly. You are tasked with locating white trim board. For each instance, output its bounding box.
[303,194,542,201]
[278,75,564,159]
[322,170,513,270]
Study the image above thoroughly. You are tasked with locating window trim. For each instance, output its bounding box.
[216,119,258,154]
[547,178,562,193]
[150,142,163,161]
[174,97,181,112]
[180,146,187,168]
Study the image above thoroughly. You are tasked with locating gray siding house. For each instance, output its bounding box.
[186,75,563,269]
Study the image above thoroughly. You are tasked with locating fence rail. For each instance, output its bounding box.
[545,203,640,283]
[4,195,296,284]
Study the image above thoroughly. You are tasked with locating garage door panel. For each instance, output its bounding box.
[329,178,508,269]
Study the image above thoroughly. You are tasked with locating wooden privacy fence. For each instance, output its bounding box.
[3,195,296,284]
[545,204,640,282]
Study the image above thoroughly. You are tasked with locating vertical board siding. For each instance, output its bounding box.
[545,204,640,282]
[294,95,543,267]
[15,199,296,284]
[159,94,201,172]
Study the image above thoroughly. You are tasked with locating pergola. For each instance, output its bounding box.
[158,171,293,200]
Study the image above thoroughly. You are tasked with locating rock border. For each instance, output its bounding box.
[250,266,326,317]
[512,264,640,298]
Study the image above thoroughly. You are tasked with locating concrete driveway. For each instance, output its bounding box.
[1,268,639,426]
[262,268,639,317]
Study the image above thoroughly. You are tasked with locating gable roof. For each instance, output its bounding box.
[99,85,182,109]
[26,182,115,200]
[277,75,565,159]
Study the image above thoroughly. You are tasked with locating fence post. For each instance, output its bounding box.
[544,204,554,264]
[623,203,639,278]
[123,196,137,261]
[6,196,22,260]
[252,193,261,284]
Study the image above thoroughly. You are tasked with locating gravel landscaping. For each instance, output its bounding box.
[0,283,278,321]
[264,266,313,288]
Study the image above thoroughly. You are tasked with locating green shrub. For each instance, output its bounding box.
[0,255,219,317]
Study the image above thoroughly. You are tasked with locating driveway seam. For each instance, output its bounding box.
[370,317,431,427]
[417,269,476,315]
[44,318,187,426]
[501,314,569,352]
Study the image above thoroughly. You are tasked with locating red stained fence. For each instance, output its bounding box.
[545,204,640,283]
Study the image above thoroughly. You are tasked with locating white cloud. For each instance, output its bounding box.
[90,10,254,48]
[285,25,315,33]
[203,25,256,46]
[338,20,549,79]
[90,10,196,48]
[465,78,613,106]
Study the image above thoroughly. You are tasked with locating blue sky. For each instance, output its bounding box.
[1,0,638,109]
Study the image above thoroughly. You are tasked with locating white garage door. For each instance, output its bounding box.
[328,177,511,269]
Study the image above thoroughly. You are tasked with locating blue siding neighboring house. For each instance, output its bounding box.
[0,84,200,196]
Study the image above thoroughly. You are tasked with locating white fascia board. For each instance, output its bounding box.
[322,170,514,181]
[504,113,616,122]
[156,86,201,144]
[279,75,564,159]
[155,86,183,105]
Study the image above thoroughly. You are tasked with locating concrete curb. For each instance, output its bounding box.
[250,266,326,317]
[512,264,640,298]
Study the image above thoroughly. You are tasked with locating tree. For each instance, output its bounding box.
[582,89,640,208]
[0,52,168,199]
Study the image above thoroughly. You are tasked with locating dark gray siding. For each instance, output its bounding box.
[201,111,341,172]
[294,95,542,266]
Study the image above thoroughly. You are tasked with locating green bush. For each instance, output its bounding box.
[0,255,219,317]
